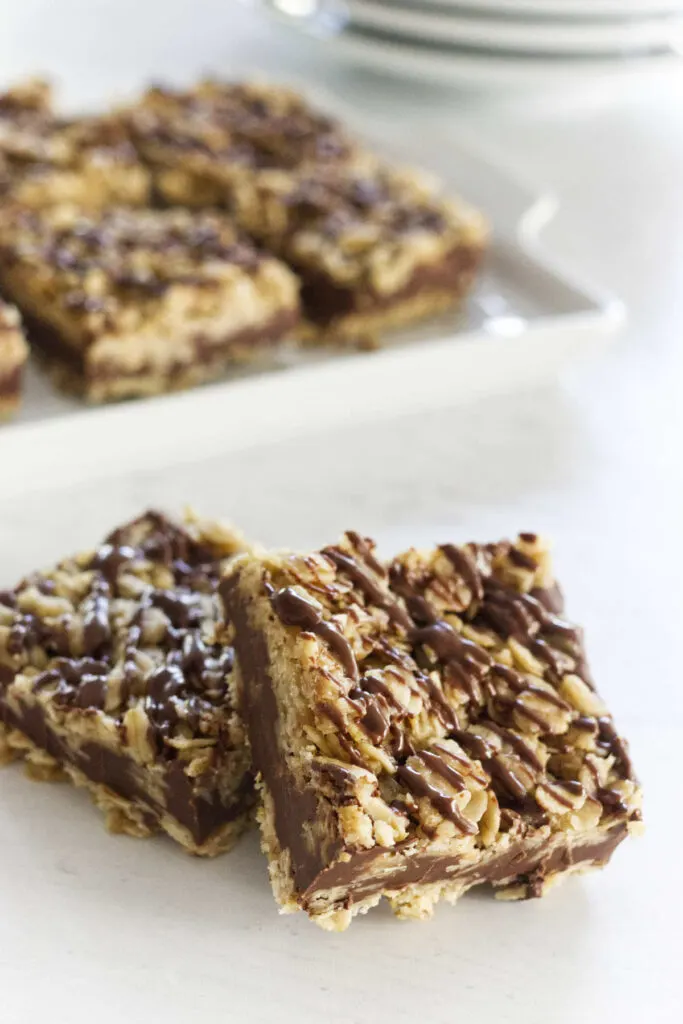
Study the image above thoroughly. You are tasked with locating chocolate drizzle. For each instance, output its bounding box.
[319,701,367,767]
[389,722,414,760]
[344,531,384,576]
[450,728,493,762]
[488,758,528,802]
[479,582,537,641]
[90,543,137,584]
[483,721,544,772]
[362,672,404,711]
[348,685,392,746]
[477,580,580,651]
[598,787,629,815]
[410,620,492,711]
[271,585,359,682]
[387,562,437,625]
[508,548,537,570]
[440,543,483,602]
[598,716,634,779]
[411,620,491,672]
[397,761,477,835]
[6,511,238,748]
[359,699,391,745]
[323,544,411,630]
[81,579,112,655]
[418,749,467,792]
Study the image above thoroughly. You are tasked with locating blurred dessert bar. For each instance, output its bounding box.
[234,165,487,341]
[0,79,150,211]
[0,510,254,855]
[126,79,362,209]
[222,532,641,930]
[125,80,486,341]
[0,75,488,392]
[0,205,300,402]
[0,300,29,419]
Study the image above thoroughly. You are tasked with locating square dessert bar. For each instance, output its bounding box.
[0,511,254,856]
[233,164,487,342]
[126,79,360,209]
[222,532,641,930]
[126,80,486,342]
[0,205,300,401]
[0,300,29,419]
[0,80,150,211]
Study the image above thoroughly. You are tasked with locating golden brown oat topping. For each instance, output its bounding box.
[2,205,262,280]
[0,511,246,771]
[250,532,639,854]
[0,80,53,115]
[127,79,358,173]
[55,114,146,169]
[0,82,138,172]
[0,205,296,341]
[0,81,149,211]
[0,97,67,167]
[233,164,487,294]
[122,78,487,321]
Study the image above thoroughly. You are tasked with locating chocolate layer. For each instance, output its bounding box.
[0,363,22,399]
[303,822,628,908]
[223,578,340,892]
[18,305,298,388]
[1,696,251,845]
[224,578,629,914]
[297,243,482,327]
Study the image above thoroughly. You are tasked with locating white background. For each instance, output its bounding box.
[0,3,681,1022]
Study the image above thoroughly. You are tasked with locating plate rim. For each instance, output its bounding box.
[344,0,683,54]
[286,18,682,84]
[335,0,683,18]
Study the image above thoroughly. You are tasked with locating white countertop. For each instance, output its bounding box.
[0,4,681,1023]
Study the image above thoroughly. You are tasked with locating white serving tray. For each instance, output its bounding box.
[0,110,624,500]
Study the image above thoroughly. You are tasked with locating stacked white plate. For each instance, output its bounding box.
[256,0,683,87]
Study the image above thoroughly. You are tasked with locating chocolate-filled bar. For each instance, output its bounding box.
[233,164,487,341]
[0,205,300,401]
[0,80,150,211]
[125,80,486,343]
[222,532,641,930]
[0,300,28,419]
[0,511,254,855]
[125,78,360,209]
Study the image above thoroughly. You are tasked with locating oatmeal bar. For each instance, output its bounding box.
[126,81,485,342]
[0,300,28,419]
[126,79,360,209]
[0,510,254,855]
[0,205,300,401]
[232,164,487,342]
[0,80,150,211]
[222,532,641,930]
